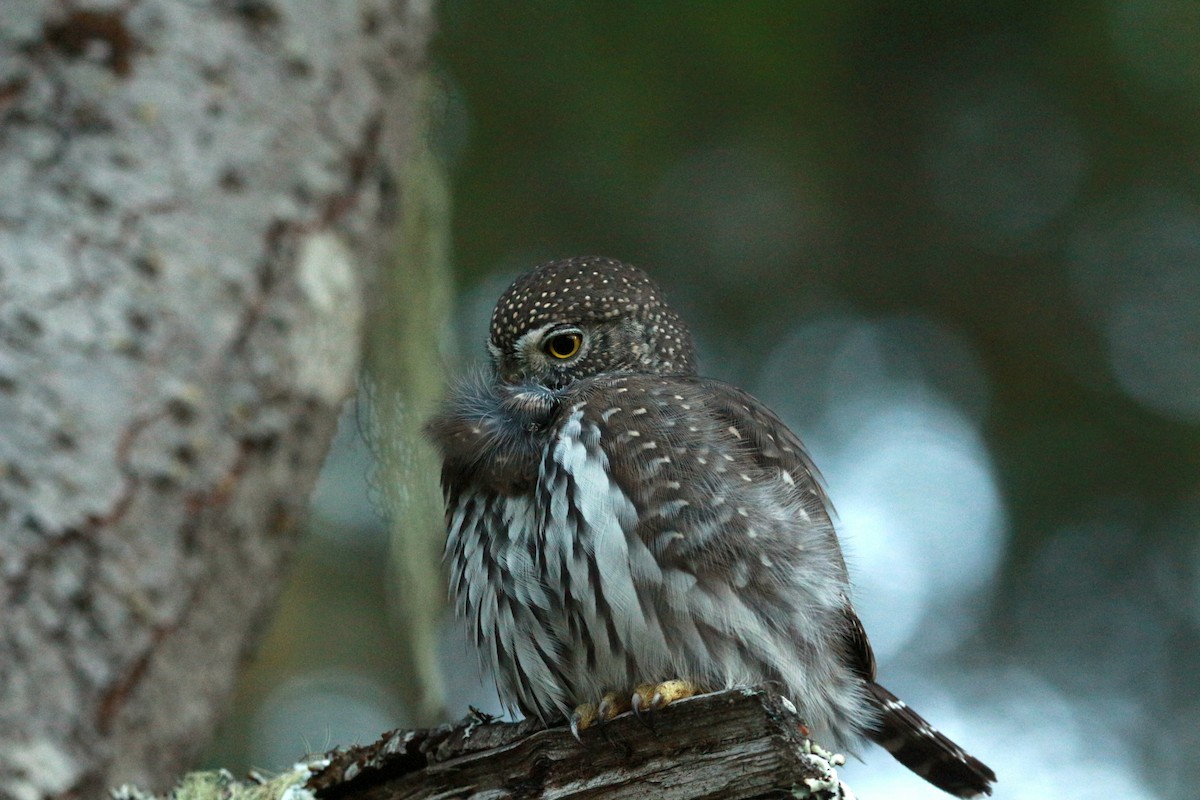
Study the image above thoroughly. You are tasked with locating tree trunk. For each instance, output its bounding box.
[0,2,431,797]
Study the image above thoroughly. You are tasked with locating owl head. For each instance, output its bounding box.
[487,257,698,388]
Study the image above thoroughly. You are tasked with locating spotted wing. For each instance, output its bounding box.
[568,374,847,584]
[543,374,863,726]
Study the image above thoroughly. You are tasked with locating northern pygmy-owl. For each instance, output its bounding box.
[427,257,996,797]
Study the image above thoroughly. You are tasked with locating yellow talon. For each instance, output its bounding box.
[597,690,630,722]
[573,681,702,739]
[632,678,700,713]
[570,702,599,740]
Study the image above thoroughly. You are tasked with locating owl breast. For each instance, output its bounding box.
[445,400,681,720]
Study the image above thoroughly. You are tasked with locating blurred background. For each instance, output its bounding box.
[204,3,1200,798]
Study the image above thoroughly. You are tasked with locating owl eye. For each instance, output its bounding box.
[543,330,583,360]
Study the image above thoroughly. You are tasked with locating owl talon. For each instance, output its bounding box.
[570,702,599,741]
[634,679,700,713]
[597,690,629,723]
[629,691,656,732]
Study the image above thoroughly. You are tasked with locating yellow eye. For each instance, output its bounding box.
[544,331,582,360]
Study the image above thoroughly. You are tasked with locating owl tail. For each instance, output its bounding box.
[864,682,996,798]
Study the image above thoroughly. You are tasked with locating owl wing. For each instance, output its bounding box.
[694,379,880,684]
[565,374,845,576]
[839,605,878,682]
[549,375,862,675]
[696,377,836,529]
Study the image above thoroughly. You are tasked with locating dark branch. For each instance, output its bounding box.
[307,686,852,800]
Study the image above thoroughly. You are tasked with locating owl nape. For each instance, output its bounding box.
[426,256,996,798]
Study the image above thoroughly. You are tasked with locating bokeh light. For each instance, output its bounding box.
[922,77,1087,253]
[249,670,402,769]
[849,666,1161,799]
[755,314,1003,660]
[1068,192,1200,421]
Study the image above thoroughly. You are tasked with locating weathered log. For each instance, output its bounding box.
[307,686,852,800]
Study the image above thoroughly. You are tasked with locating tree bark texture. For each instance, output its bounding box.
[0,2,431,798]
[306,687,852,800]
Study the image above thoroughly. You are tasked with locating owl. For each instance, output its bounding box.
[426,257,995,797]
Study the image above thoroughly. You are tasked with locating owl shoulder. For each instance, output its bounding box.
[550,374,830,513]
[690,378,833,510]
